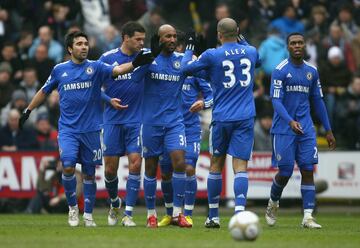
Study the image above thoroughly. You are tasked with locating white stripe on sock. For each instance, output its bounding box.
[165,202,173,208]
[209,203,219,208]
[235,206,245,212]
[125,206,133,212]
[184,204,194,210]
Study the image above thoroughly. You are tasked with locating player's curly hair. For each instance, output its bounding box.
[65,31,88,55]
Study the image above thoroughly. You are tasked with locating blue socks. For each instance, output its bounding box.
[105,176,120,208]
[301,184,316,210]
[172,172,186,208]
[234,172,248,213]
[207,172,222,219]
[62,173,77,207]
[125,173,140,216]
[270,178,285,202]
[184,175,197,216]
[144,175,157,210]
[161,179,173,216]
[83,179,97,214]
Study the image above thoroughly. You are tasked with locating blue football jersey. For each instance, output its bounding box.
[99,48,148,124]
[142,52,186,126]
[270,59,323,135]
[42,59,114,133]
[181,76,213,126]
[182,42,259,122]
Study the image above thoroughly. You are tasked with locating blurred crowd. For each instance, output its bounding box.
[0,0,360,153]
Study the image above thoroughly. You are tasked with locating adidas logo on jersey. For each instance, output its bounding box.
[61,72,68,77]
[112,61,119,66]
[152,60,157,65]
[286,73,292,78]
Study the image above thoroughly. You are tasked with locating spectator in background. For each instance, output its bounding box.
[41,90,60,130]
[0,62,14,110]
[46,2,72,44]
[205,3,230,48]
[80,0,111,37]
[254,109,273,151]
[28,25,63,63]
[321,24,356,72]
[258,27,288,95]
[270,4,304,39]
[331,4,359,42]
[19,67,40,101]
[26,43,55,85]
[351,29,360,71]
[35,113,58,151]
[97,25,122,53]
[17,30,33,61]
[306,5,329,41]
[0,109,38,151]
[319,46,352,127]
[1,90,27,127]
[25,158,84,214]
[1,41,23,83]
[336,74,360,149]
[138,7,165,48]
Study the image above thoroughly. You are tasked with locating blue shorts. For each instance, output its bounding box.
[58,131,102,176]
[210,118,254,160]
[159,125,201,173]
[103,123,141,156]
[271,131,318,171]
[141,123,186,158]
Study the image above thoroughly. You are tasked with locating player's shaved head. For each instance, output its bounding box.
[217,18,238,39]
[158,24,177,54]
[158,24,176,36]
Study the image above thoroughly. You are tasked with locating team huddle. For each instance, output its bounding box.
[19,17,336,229]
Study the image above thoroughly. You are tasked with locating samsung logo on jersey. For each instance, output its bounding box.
[286,85,309,93]
[63,81,92,91]
[151,73,180,82]
[182,84,191,91]
[115,73,132,81]
[225,48,246,56]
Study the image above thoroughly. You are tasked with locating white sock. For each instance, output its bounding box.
[269,199,279,205]
[147,209,156,218]
[304,209,313,219]
[83,212,93,220]
[69,204,78,210]
[173,206,182,217]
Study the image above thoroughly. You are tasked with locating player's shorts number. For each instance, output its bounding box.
[313,147,318,159]
[222,58,251,88]
[93,148,102,162]
[179,135,186,146]
[193,142,200,154]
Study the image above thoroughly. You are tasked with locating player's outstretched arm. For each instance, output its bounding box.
[312,97,336,150]
[112,50,154,77]
[19,89,47,129]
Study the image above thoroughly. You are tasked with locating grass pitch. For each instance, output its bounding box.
[0,211,359,248]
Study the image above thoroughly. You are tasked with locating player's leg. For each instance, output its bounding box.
[266,134,296,226]
[103,124,123,226]
[205,121,229,228]
[297,132,321,229]
[122,124,142,226]
[80,131,103,227]
[228,119,255,214]
[142,124,163,228]
[58,132,80,227]
[158,152,174,227]
[183,132,201,226]
[166,123,190,227]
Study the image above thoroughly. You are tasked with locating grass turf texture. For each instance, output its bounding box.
[0,212,359,248]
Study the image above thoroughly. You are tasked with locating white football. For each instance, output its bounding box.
[228,211,260,241]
